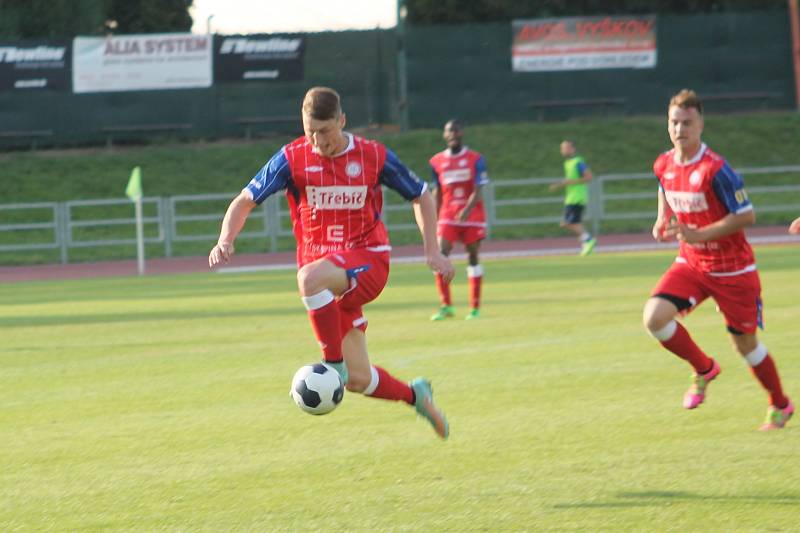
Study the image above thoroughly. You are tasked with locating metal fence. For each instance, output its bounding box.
[2,166,799,265]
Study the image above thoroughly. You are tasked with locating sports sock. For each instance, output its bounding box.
[580,232,593,243]
[745,344,788,408]
[467,264,483,309]
[302,290,343,363]
[435,272,452,306]
[652,320,713,374]
[363,365,414,405]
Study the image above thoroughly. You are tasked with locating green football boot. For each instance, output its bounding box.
[465,308,480,320]
[430,305,455,321]
[410,377,449,439]
[324,360,349,386]
[580,237,597,256]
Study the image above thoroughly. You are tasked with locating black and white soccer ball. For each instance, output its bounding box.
[290,363,344,415]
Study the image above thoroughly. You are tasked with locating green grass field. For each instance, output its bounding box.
[2,246,799,531]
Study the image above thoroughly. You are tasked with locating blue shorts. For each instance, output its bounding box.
[563,204,585,224]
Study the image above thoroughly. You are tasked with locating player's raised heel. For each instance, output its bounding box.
[324,360,349,386]
[430,305,455,321]
[683,359,721,409]
[410,377,449,439]
[759,400,794,431]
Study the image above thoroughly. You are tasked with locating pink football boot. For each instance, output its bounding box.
[683,359,721,409]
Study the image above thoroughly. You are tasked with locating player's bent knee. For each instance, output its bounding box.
[296,263,315,292]
[642,298,674,332]
[297,262,333,295]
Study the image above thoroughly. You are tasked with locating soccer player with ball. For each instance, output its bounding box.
[209,87,452,439]
[643,89,792,430]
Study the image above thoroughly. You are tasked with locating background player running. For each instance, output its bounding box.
[643,89,792,431]
[549,140,597,256]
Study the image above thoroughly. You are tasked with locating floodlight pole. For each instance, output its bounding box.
[396,0,409,131]
[789,0,800,111]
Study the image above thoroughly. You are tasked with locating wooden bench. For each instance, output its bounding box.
[527,97,627,121]
[100,123,193,148]
[233,115,298,139]
[0,129,54,150]
[701,92,780,109]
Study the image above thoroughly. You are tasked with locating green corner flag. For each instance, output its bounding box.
[126,166,142,202]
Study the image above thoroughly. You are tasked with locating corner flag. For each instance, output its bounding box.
[126,166,146,275]
[126,166,142,202]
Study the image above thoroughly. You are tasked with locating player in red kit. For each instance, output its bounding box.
[429,119,489,321]
[209,87,453,439]
[643,89,792,431]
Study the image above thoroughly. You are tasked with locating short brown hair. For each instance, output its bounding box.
[669,89,703,115]
[302,87,341,120]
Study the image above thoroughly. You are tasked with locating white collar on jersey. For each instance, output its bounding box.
[445,146,468,157]
[672,142,707,166]
[311,132,355,157]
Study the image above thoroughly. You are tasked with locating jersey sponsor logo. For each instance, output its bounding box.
[307,185,367,209]
[326,225,345,242]
[345,161,362,178]
[458,159,468,167]
[441,168,472,185]
[304,165,323,172]
[665,190,709,213]
[689,170,702,186]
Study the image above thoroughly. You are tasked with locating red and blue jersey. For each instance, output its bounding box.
[429,147,489,226]
[245,133,426,266]
[653,143,755,275]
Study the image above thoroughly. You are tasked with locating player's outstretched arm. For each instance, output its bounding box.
[789,217,800,235]
[413,190,454,282]
[209,191,257,268]
[667,210,755,245]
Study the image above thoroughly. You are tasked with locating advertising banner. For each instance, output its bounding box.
[214,34,305,82]
[0,40,70,91]
[73,33,212,93]
[512,15,657,72]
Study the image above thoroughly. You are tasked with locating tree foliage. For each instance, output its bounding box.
[106,0,193,34]
[0,0,106,39]
[405,0,788,24]
[0,0,193,39]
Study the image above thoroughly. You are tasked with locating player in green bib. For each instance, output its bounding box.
[549,140,597,256]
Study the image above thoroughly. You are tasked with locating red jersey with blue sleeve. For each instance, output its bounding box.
[244,133,426,266]
[429,147,489,226]
[653,144,755,275]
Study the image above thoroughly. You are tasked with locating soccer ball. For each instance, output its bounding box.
[290,363,344,415]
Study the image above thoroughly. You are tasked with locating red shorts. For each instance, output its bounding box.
[651,261,763,333]
[437,223,486,245]
[324,249,390,336]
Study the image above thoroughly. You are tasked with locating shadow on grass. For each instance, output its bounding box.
[554,490,800,509]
